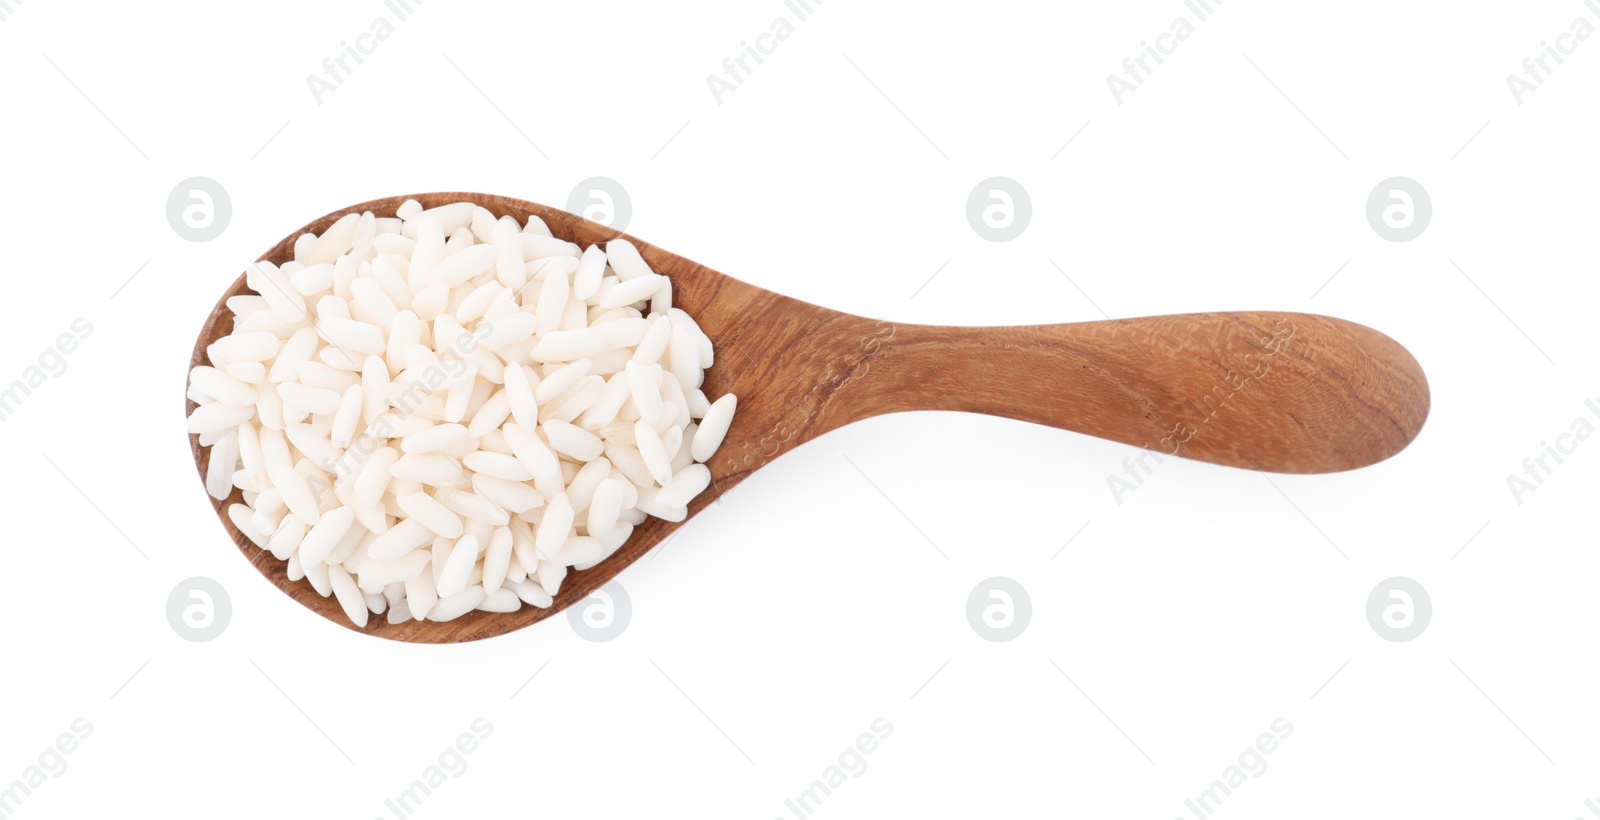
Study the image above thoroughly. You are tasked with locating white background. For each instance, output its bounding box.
[2,0,1597,817]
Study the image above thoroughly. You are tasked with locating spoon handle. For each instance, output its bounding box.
[791,311,1428,474]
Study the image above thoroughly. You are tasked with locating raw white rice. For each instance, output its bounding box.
[190,199,736,626]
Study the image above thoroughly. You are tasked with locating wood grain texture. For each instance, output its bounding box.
[188,192,1430,643]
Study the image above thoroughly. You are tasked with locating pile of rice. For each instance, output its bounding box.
[186,199,736,626]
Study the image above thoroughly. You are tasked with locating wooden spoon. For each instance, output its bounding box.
[188,192,1430,643]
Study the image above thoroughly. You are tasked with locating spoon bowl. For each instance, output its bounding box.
[189,192,1430,642]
